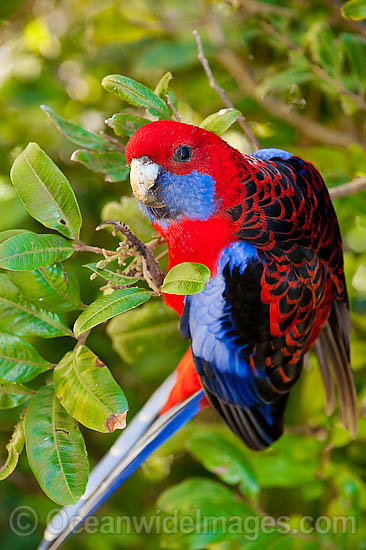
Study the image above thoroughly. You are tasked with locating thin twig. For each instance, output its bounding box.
[155,249,169,261]
[100,132,125,153]
[146,236,166,250]
[329,177,366,199]
[285,424,328,438]
[165,93,181,122]
[193,30,260,151]
[316,442,334,479]
[73,240,116,257]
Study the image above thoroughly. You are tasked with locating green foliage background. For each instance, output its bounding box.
[0,0,365,549]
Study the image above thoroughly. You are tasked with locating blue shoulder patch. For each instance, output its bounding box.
[252,148,292,161]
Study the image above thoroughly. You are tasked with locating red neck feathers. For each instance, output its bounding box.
[154,215,233,315]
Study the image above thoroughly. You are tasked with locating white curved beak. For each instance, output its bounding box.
[130,157,160,204]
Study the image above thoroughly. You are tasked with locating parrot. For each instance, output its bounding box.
[38,120,357,550]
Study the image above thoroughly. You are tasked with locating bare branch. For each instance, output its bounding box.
[285,424,328,438]
[155,249,169,261]
[146,236,166,250]
[329,177,366,199]
[73,240,116,257]
[216,48,361,149]
[193,30,260,150]
[165,93,181,122]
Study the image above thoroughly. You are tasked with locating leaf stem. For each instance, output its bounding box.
[75,329,91,349]
[165,93,181,122]
[155,249,169,261]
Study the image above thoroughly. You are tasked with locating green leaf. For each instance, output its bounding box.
[0,331,52,383]
[101,198,155,242]
[0,1,28,21]
[340,93,360,115]
[0,274,72,338]
[92,7,159,45]
[84,262,140,285]
[74,287,151,337]
[0,229,29,245]
[311,28,343,78]
[102,74,171,119]
[24,385,89,505]
[157,478,256,549]
[260,66,311,94]
[0,418,24,480]
[8,263,83,313]
[71,149,129,183]
[241,532,320,549]
[107,300,184,364]
[41,105,112,151]
[341,33,366,92]
[54,346,128,433]
[0,382,34,408]
[154,71,173,98]
[0,232,74,271]
[334,472,366,517]
[106,113,151,137]
[252,435,322,488]
[342,0,366,20]
[0,181,28,232]
[10,142,82,239]
[186,432,259,498]
[136,39,197,72]
[161,262,211,295]
[199,109,241,136]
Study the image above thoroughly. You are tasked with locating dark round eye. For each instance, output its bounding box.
[173,145,192,162]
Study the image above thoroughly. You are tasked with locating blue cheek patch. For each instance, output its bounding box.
[140,169,218,225]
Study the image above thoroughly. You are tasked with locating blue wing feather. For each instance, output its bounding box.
[185,241,262,403]
[183,240,296,450]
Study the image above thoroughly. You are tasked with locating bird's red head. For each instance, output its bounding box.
[125,119,237,171]
[125,120,248,223]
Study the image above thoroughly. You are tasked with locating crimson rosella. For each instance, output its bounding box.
[39,120,357,550]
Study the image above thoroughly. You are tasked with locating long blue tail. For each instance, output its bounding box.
[37,373,204,550]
